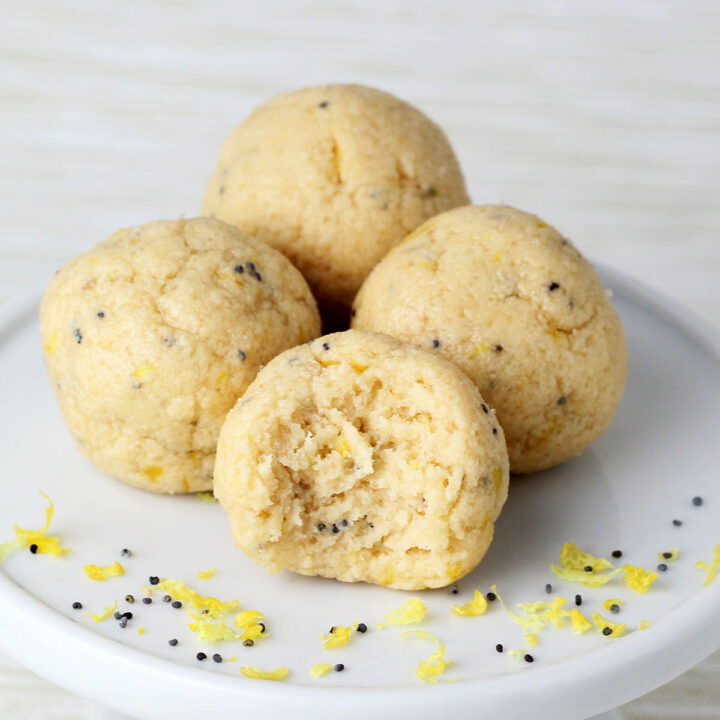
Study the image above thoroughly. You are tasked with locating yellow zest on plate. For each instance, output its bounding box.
[0,492,71,562]
[188,618,240,642]
[508,648,529,660]
[567,609,592,633]
[623,565,658,594]
[322,622,358,649]
[84,601,117,623]
[602,598,622,612]
[560,542,615,572]
[491,586,545,636]
[696,545,720,587]
[401,629,440,643]
[152,578,240,618]
[197,568,215,580]
[415,644,453,683]
[310,663,333,677]
[137,627,145,635]
[84,561,124,580]
[638,620,650,631]
[592,612,626,638]
[377,598,426,628]
[551,565,621,587]
[451,590,488,616]
[239,666,288,681]
[196,492,217,503]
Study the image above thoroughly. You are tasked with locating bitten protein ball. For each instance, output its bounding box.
[214,330,509,590]
[352,205,627,474]
[40,217,321,493]
[202,84,469,313]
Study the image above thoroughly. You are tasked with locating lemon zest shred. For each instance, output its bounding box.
[416,644,453,684]
[196,492,217,503]
[377,598,426,628]
[322,623,358,649]
[401,629,440,643]
[602,598,622,612]
[543,597,569,628]
[490,585,545,635]
[310,663,333,677]
[84,561,124,581]
[153,578,239,618]
[638,620,650,631]
[197,568,215,580]
[567,609,592,633]
[560,542,615,572]
[84,601,118,623]
[696,545,720,587]
[137,627,145,635]
[188,618,241,642]
[1,492,71,561]
[525,633,539,646]
[592,612,626,638]
[451,590,488,617]
[508,648,528,660]
[240,666,288,681]
[551,565,622,587]
[623,565,659,594]
[226,656,237,662]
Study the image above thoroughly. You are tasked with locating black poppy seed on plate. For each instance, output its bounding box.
[72,601,82,610]
[673,519,683,527]
[168,638,178,646]
[451,588,459,595]
[213,654,223,663]
[114,611,122,620]
[545,583,552,594]
[120,548,131,557]
[657,563,668,572]
[496,644,503,653]
[662,552,673,559]
[486,592,497,602]
[196,652,207,661]
[119,618,128,629]
[524,654,534,663]
[172,601,182,609]
[602,627,613,636]
[610,604,620,614]
[357,623,367,633]
[584,565,593,572]
[258,623,266,633]
[149,576,159,585]
[163,595,171,603]
[693,496,703,506]
[334,664,345,672]
[329,626,336,634]
[74,328,82,343]
[122,612,133,620]
[612,550,622,559]
[29,544,38,554]
[142,597,152,605]
[233,264,244,274]
[322,342,330,351]
[243,639,254,647]
[575,594,582,606]
[548,282,560,291]
[481,404,489,414]
[125,594,134,603]
[432,339,440,348]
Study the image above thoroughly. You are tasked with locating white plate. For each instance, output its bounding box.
[1,266,719,720]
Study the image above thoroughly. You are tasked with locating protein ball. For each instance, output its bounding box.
[40,217,321,493]
[201,84,469,315]
[214,330,509,590]
[352,205,627,474]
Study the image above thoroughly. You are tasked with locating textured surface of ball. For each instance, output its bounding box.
[202,84,469,312]
[214,329,509,590]
[352,205,627,473]
[40,217,321,493]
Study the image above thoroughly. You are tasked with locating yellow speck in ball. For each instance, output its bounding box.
[133,364,156,381]
[141,465,163,481]
[84,561,124,581]
[377,598,426,628]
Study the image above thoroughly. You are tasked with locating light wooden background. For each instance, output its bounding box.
[1,1,719,718]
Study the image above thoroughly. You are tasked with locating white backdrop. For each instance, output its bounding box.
[1,1,719,718]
